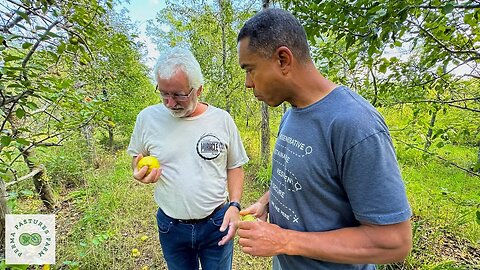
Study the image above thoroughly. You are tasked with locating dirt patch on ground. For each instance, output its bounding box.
[410,215,479,268]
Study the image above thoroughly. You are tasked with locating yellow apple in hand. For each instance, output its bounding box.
[137,156,160,175]
[241,214,256,221]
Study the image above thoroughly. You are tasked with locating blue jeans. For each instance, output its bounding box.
[272,256,283,270]
[156,204,233,270]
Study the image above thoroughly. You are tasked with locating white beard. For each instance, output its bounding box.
[167,100,198,118]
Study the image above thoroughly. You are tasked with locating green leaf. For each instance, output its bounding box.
[345,36,355,49]
[14,10,30,23]
[4,151,11,161]
[15,138,29,146]
[473,162,480,172]
[476,211,480,225]
[21,42,33,49]
[15,108,25,119]
[26,101,38,110]
[464,12,477,27]
[441,3,454,14]
[1,136,11,147]
[57,42,66,54]
[379,63,387,73]
[3,55,23,62]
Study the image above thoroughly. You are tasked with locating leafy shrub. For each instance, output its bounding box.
[41,137,88,188]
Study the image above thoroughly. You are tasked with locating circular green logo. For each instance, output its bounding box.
[18,232,42,246]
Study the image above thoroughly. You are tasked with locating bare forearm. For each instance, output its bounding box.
[257,190,270,206]
[227,167,244,202]
[281,221,412,264]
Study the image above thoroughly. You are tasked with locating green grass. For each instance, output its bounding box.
[10,146,479,269]
[29,150,270,270]
[403,161,479,243]
[53,152,165,269]
[7,104,479,269]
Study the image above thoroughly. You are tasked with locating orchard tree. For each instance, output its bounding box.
[282,0,480,173]
[0,0,117,210]
[0,0,155,251]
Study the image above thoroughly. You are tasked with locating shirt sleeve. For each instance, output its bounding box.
[127,113,147,157]
[340,131,412,225]
[225,114,249,169]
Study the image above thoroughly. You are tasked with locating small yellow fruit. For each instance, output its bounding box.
[69,37,79,45]
[132,248,141,257]
[137,156,160,175]
[241,214,256,221]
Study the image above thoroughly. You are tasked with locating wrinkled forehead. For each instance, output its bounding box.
[157,69,190,91]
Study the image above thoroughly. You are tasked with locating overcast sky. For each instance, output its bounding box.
[119,0,166,77]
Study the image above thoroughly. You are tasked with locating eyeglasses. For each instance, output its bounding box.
[157,86,195,102]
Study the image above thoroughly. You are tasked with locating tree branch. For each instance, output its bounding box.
[21,20,60,80]
[447,103,480,113]
[0,89,33,108]
[394,138,480,177]
[5,166,43,188]
[412,20,480,57]
[390,97,480,105]
[1,8,33,33]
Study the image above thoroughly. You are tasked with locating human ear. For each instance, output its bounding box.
[275,46,293,74]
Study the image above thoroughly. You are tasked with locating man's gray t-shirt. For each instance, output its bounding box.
[270,86,411,269]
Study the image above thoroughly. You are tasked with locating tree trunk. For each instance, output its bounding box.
[260,0,271,166]
[424,109,437,151]
[21,148,56,211]
[218,0,231,114]
[108,124,114,151]
[0,179,10,256]
[476,141,480,172]
[82,124,98,168]
[261,102,270,166]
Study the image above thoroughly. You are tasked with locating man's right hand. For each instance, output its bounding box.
[239,201,268,222]
[133,154,162,184]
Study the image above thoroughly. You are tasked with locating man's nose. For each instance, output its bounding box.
[164,97,177,107]
[245,74,255,89]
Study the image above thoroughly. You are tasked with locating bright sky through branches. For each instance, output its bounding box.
[119,0,166,77]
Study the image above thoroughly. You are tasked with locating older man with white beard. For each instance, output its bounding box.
[127,47,249,270]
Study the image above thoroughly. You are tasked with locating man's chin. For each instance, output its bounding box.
[168,109,187,118]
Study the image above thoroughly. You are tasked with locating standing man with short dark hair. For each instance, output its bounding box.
[236,8,412,269]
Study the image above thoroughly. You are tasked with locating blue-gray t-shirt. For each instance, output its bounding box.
[270,86,411,269]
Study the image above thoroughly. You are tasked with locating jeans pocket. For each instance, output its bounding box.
[209,204,227,227]
[156,208,173,234]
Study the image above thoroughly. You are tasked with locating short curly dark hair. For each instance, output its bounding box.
[237,8,310,62]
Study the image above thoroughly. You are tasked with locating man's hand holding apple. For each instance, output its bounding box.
[133,154,162,184]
